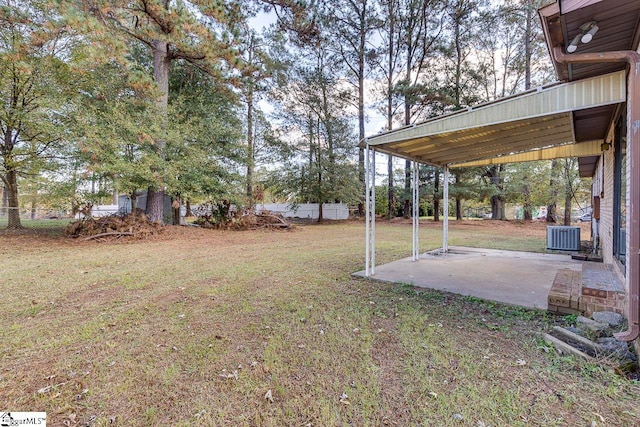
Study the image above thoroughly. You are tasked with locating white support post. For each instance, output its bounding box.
[371,152,376,274]
[365,144,376,276]
[412,161,420,261]
[365,144,370,276]
[443,165,449,254]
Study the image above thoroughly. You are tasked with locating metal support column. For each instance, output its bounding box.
[412,161,420,261]
[443,165,449,253]
[365,144,370,276]
[371,152,376,273]
[365,144,376,276]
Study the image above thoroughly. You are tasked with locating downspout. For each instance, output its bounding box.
[552,47,640,342]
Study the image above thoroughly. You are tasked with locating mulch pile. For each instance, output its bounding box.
[65,211,163,241]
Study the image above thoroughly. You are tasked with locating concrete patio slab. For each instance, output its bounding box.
[353,246,584,310]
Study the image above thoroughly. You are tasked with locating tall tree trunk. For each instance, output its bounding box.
[524,1,532,91]
[402,120,411,219]
[523,184,533,220]
[356,1,369,217]
[563,159,573,226]
[403,27,413,219]
[454,8,463,109]
[547,159,559,223]
[564,187,572,226]
[403,160,411,218]
[246,82,255,207]
[5,169,21,228]
[0,126,22,228]
[1,183,7,217]
[172,197,181,225]
[454,173,463,220]
[358,153,364,216]
[491,195,505,220]
[146,190,165,223]
[386,0,395,219]
[307,113,314,201]
[130,192,137,212]
[487,165,506,220]
[320,54,336,188]
[146,39,171,223]
[185,199,193,217]
[521,3,534,222]
[316,136,323,224]
[490,196,506,220]
[387,157,395,218]
[433,170,440,222]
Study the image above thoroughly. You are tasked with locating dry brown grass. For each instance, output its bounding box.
[1,220,636,427]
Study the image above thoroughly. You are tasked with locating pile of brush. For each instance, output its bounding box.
[66,210,163,241]
[193,209,292,230]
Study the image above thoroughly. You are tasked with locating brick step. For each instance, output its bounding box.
[548,265,625,316]
[548,269,582,315]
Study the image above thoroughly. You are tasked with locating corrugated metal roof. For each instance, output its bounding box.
[366,71,625,166]
[454,140,603,168]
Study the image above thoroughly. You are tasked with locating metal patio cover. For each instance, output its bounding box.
[365,70,626,168]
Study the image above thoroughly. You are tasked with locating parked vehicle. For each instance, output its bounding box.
[579,212,592,222]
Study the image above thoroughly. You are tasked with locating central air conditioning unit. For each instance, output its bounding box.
[547,226,581,251]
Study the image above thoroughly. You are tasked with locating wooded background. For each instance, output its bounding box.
[0,0,590,228]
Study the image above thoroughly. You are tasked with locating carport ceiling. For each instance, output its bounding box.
[382,113,574,166]
[366,70,625,167]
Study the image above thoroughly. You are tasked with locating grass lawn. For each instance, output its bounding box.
[0,218,72,227]
[1,219,637,426]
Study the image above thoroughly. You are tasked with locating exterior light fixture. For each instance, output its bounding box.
[601,141,611,151]
[566,21,599,53]
[566,34,582,53]
[580,22,599,43]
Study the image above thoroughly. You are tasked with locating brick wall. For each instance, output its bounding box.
[600,148,615,265]
[580,288,625,315]
[595,135,628,316]
[624,127,631,288]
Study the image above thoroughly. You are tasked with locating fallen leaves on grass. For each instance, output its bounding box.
[37,382,66,394]
[339,392,350,405]
[219,370,238,380]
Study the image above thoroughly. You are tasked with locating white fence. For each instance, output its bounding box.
[76,204,119,218]
[256,203,349,220]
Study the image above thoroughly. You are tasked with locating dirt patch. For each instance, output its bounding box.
[57,282,127,310]
[153,287,192,307]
